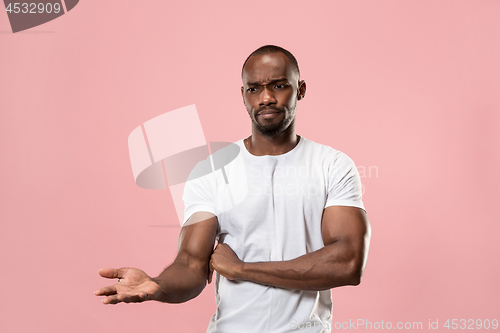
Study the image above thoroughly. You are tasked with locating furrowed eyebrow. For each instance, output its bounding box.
[246,78,288,87]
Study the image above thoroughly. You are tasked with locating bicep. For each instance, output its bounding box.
[321,206,370,254]
[175,212,219,273]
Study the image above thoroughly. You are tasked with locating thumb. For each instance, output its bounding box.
[98,267,125,279]
[208,262,214,284]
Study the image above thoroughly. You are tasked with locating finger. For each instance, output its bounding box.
[104,292,149,305]
[124,292,150,303]
[98,267,126,279]
[94,285,117,296]
[102,295,121,305]
[138,292,150,301]
[208,262,214,284]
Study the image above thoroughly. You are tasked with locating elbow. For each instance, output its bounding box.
[348,271,362,286]
[346,225,371,287]
[345,258,364,286]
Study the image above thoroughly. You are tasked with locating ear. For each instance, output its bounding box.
[297,80,306,100]
[241,86,246,104]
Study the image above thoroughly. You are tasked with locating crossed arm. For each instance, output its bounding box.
[210,205,370,290]
[95,206,370,304]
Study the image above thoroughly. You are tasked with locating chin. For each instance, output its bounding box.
[258,124,287,138]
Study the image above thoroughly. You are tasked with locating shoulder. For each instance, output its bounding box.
[299,136,347,161]
[299,137,359,176]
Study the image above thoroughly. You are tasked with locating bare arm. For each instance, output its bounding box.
[153,213,218,303]
[95,212,218,304]
[210,206,370,291]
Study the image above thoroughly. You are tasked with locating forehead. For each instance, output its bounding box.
[242,52,298,85]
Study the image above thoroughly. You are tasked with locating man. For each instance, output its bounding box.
[95,45,371,333]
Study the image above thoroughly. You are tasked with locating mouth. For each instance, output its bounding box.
[258,110,281,119]
[258,109,281,116]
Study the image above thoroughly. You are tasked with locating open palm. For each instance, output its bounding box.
[95,267,160,304]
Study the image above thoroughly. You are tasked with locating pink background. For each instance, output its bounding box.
[1,1,499,332]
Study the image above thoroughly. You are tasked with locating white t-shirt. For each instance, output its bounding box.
[182,136,365,333]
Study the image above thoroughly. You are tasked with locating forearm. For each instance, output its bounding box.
[152,261,208,303]
[237,243,363,291]
[211,208,370,291]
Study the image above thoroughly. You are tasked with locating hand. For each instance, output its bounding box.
[94,267,161,304]
[209,243,244,282]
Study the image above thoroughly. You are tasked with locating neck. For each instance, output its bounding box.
[246,123,299,156]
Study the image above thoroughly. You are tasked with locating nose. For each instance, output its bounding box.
[258,86,276,106]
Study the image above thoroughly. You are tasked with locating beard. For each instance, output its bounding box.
[248,103,297,138]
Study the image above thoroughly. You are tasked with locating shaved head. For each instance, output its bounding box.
[242,45,300,79]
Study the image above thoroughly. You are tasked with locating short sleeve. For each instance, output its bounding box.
[182,161,217,225]
[324,151,365,211]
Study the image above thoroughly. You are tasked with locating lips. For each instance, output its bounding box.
[257,110,282,119]
[258,109,281,116]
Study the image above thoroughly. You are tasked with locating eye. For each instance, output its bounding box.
[247,87,258,93]
[274,83,288,89]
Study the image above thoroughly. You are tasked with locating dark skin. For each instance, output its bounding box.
[94,51,371,304]
[241,52,306,156]
[95,214,218,304]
